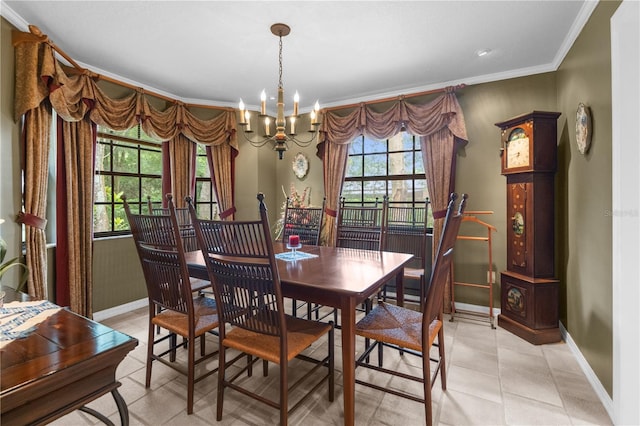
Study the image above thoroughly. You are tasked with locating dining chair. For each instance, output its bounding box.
[188,193,334,425]
[281,197,326,319]
[354,193,467,426]
[146,195,212,335]
[123,195,219,415]
[335,197,386,251]
[147,195,200,253]
[382,197,431,304]
[331,197,387,325]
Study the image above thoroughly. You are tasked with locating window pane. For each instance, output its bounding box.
[113,204,128,231]
[364,136,386,153]
[93,204,111,233]
[349,137,363,155]
[415,179,428,200]
[346,156,363,178]
[415,151,425,174]
[142,177,162,201]
[95,143,110,172]
[114,176,139,203]
[363,180,386,202]
[140,148,161,174]
[389,180,415,202]
[364,154,386,177]
[388,152,414,175]
[112,144,138,173]
[341,181,362,202]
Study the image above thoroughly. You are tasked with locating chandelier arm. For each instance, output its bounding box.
[238,130,276,148]
[286,132,319,147]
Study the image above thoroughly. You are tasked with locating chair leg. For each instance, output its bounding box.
[280,359,288,426]
[170,333,177,362]
[438,326,447,390]
[146,323,154,388]
[187,334,195,414]
[216,346,226,421]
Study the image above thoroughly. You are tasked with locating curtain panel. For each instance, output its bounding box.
[318,89,467,311]
[13,28,237,314]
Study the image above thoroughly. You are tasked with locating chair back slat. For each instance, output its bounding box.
[422,194,467,330]
[281,197,325,246]
[190,193,285,337]
[336,198,385,250]
[124,195,194,316]
[148,196,199,252]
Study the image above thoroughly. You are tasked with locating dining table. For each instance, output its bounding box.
[186,241,413,426]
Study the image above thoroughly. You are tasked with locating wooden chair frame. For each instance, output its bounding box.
[189,193,334,425]
[354,193,467,426]
[124,194,219,415]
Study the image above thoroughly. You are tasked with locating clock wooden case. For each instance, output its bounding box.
[496,111,561,345]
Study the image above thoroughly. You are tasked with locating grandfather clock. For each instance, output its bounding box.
[497,111,561,345]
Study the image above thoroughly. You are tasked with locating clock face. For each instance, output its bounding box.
[506,128,530,169]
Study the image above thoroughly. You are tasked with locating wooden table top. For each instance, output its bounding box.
[187,242,413,300]
[1,286,138,424]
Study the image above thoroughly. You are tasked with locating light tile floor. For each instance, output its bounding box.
[50,305,612,425]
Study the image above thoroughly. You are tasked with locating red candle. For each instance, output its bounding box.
[289,235,300,246]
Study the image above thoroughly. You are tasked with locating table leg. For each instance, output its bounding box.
[396,270,404,307]
[340,298,357,426]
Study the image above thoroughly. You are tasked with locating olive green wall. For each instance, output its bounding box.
[0,17,22,287]
[555,0,619,396]
[453,73,558,308]
[0,1,618,395]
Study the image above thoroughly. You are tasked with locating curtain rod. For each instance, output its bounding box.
[322,83,466,113]
[25,25,233,112]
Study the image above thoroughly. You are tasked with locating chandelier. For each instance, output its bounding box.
[238,23,320,160]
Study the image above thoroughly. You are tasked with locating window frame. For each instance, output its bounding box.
[343,132,428,209]
[94,127,163,238]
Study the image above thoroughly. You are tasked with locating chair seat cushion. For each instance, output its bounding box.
[403,267,424,280]
[355,302,441,352]
[152,296,218,337]
[223,315,332,364]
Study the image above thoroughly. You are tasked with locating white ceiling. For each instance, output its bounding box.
[2,1,596,114]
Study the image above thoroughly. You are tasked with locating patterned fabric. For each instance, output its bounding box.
[0,300,61,344]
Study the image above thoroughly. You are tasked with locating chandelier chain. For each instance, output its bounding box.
[278,35,283,89]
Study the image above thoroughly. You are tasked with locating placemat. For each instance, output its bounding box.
[275,251,319,262]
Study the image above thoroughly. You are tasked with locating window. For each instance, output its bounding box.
[94,125,162,237]
[343,132,427,207]
[193,144,219,220]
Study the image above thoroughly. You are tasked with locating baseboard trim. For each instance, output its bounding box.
[93,298,148,322]
[452,301,501,316]
[559,321,614,422]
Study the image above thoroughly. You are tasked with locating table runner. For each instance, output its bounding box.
[0,300,61,348]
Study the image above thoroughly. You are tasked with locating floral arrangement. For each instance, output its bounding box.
[273,184,311,240]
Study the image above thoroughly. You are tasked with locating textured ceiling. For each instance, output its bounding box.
[2,1,595,113]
